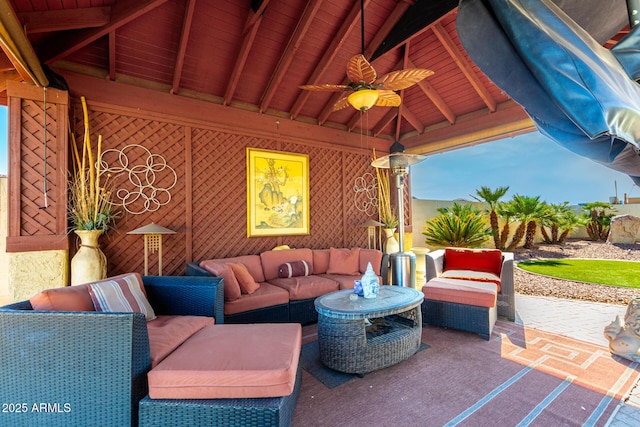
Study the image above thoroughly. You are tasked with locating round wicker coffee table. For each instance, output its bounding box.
[314,286,424,375]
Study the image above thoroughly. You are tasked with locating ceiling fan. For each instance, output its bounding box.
[299,0,433,112]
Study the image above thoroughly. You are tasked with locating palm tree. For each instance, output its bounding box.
[472,186,509,250]
[422,202,491,248]
[539,202,571,244]
[581,202,616,241]
[506,194,545,250]
[496,200,517,250]
[558,210,585,244]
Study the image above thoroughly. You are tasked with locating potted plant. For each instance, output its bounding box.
[374,150,399,253]
[68,96,120,285]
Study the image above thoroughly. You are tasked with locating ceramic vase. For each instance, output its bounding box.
[383,228,399,254]
[71,230,107,285]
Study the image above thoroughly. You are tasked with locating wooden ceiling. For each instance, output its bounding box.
[0,0,631,154]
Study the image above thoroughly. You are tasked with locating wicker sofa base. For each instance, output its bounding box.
[422,299,497,340]
[139,364,301,427]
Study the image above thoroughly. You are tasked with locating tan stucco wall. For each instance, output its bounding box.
[0,176,8,303]
[9,250,68,302]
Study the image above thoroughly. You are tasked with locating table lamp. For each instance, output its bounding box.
[127,223,176,275]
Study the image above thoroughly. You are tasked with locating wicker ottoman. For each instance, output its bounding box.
[421,277,498,340]
[139,324,302,427]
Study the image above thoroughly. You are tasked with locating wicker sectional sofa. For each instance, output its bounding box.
[187,247,389,324]
[0,274,302,427]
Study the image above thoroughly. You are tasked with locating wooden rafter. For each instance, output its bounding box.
[374,109,397,137]
[171,0,197,95]
[41,0,169,63]
[108,31,116,81]
[407,57,455,124]
[401,106,422,133]
[17,7,110,34]
[432,22,496,112]
[290,0,374,120]
[318,0,412,126]
[260,0,322,113]
[224,1,271,105]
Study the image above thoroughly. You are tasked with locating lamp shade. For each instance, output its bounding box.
[348,89,379,111]
[127,222,176,235]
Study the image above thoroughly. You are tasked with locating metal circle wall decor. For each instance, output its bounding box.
[353,172,378,216]
[99,144,177,215]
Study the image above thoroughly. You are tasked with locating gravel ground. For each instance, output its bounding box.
[514,239,640,305]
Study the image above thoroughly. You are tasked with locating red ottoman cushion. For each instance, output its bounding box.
[148,323,301,399]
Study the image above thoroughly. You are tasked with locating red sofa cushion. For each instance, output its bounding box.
[444,248,502,276]
[30,284,95,312]
[327,247,360,275]
[148,323,301,399]
[199,261,242,302]
[147,315,214,368]
[229,262,260,294]
[223,283,289,315]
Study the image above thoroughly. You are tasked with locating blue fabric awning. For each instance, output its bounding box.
[457,0,640,184]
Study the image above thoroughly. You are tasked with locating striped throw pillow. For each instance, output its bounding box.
[278,260,311,278]
[88,273,156,321]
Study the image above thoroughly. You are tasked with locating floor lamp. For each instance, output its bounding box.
[372,153,425,288]
[127,223,176,275]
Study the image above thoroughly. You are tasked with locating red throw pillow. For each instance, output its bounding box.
[327,247,360,275]
[228,263,260,294]
[200,261,242,302]
[30,284,95,312]
[278,260,311,278]
[444,248,502,276]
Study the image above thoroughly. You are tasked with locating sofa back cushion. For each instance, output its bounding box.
[260,248,313,281]
[29,284,95,312]
[359,249,383,275]
[201,255,265,283]
[444,248,502,276]
[312,249,330,274]
[200,261,242,302]
[87,273,157,321]
[327,247,361,275]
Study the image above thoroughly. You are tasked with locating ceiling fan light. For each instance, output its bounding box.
[348,89,379,111]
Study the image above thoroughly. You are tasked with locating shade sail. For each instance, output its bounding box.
[457,0,640,184]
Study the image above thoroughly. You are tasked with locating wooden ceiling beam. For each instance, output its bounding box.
[407,57,455,124]
[108,31,116,81]
[374,109,397,137]
[260,0,322,113]
[401,105,423,134]
[402,101,532,153]
[290,0,373,120]
[41,0,169,63]
[171,0,197,95]
[432,22,497,112]
[318,0,411,126]
[17,7,110,34]
[224,1,271,105]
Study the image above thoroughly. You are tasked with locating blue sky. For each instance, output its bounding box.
[411,131,635,205]
[0,106,635,205]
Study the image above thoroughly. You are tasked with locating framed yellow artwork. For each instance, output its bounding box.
[246,148,309,237]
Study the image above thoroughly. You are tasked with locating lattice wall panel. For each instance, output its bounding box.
[284,142,344,250]
[73,108,187,276]
[343,152,371,249]
[19,99,61,236]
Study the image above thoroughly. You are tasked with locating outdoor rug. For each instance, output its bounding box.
[293,320,640,426]
[300,340,431,389]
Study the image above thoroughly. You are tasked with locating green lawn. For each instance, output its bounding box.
[517,259,640,289]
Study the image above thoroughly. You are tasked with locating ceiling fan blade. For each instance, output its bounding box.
[374,90,402,107]
[332,96,351,111]
[375,68,434,91]
[346,54,377,85]
[299,84,349,92]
